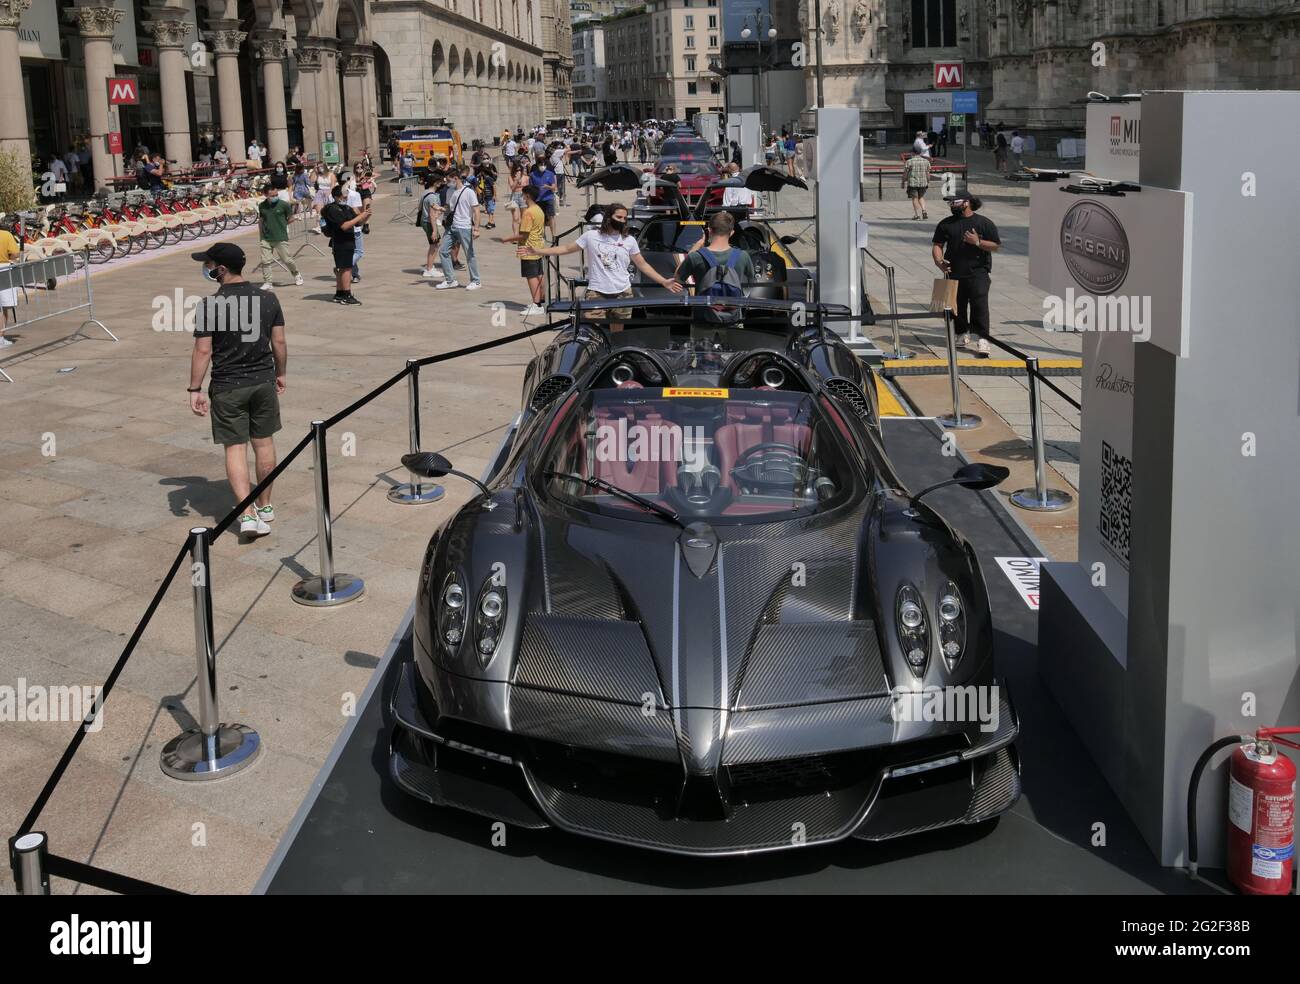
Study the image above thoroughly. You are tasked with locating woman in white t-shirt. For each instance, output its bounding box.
[527,202,682,330]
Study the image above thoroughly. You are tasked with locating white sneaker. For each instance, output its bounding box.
[435,280,460,289]
[421,268,443,279]
[465,281,481,291]
[260,282,274,291]
[0,337,13,348]
[522,303,545,316]
[956,333,971,349]
[239,514,271,538]
[294,274,304,286]
[256,504,275,523]
[976,338,991,357]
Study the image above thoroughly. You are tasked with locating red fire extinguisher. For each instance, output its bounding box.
[1188,727,1298,895]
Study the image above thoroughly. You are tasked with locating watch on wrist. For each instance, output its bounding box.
[187,386,202,393]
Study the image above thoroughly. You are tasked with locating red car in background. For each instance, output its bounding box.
[651,137,723,206]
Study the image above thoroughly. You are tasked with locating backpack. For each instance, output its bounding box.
[416,190,437,228]
[696,248,745,299]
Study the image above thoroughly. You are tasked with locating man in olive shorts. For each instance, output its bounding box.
[187,243,288,539]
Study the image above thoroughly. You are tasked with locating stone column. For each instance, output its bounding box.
[209,23,248,160]
[314,42,344,156]
[341,45,372,164]
[295,42,324,156]
[361,54,380,159]
[77,4,124,190]
[0,0,33,166]
[257,34,290,162]
[152,18,193,168]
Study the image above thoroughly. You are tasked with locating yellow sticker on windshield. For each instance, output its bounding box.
[663,387,729,398]
[682,221,705,226]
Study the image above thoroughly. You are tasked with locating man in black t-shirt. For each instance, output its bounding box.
[931,194,1001,356]
[187,243,288,539]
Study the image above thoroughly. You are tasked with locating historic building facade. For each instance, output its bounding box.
[4,0,572,190]
[783,0,1300,135]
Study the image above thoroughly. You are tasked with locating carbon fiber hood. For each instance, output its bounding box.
[512,503,889,770]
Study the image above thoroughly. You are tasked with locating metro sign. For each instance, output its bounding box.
[933,61,963,90]
[106,77,139,105]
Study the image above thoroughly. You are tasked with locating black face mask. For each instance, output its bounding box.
[609,219,626,232]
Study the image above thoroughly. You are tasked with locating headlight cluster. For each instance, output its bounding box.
[438,574,466,650]
[473,581,508,667]
[895,581,966,676]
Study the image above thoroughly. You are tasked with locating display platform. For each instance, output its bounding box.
[258,418,1226,895]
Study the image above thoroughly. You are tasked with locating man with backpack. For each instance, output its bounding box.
[417,172,446,279]
[675,211,754,316]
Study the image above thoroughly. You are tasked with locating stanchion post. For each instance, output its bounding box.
[389,359,444,504]
[291,421,366,606]
[1010,357,1074,512]
[160,527,261,780]
[9,831,51,895]
[886,265,914,360]
[937,309,980,429]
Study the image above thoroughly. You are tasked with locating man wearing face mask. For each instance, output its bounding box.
[931,195,1001,356]
[187,244,288,539]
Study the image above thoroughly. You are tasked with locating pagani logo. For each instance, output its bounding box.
[1060,200,1129,295]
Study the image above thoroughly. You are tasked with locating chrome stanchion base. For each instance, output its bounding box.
[888,349,917,360]
[291,572,366,607]
[1009,487,1074,512]
[937,413,982,429]
[387,482,445,505]
[160,723,261,781]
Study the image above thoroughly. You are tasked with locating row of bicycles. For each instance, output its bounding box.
[1,176,274,269]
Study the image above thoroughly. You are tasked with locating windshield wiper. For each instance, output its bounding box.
[544,471,685,529]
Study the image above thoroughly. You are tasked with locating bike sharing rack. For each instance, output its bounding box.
[1030,91,1300,873]
[6,321,557,895]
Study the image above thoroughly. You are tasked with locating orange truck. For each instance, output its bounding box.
[395,124,463,172]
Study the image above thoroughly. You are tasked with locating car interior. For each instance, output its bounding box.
[630,217,806,301]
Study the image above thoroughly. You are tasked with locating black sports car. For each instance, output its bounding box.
[390,297,1021,856]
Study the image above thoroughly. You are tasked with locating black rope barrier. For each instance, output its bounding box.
[45,854,186,896]
[18,539,191,837]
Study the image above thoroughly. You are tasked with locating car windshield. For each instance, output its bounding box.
[660,141,710,158]
[538,388,858,524]
[640,220,706,252]
[659,160,718,176]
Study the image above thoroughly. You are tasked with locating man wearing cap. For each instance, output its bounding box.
[931,195,1001,356]
[187,243,288,539]
[320,183,371,304]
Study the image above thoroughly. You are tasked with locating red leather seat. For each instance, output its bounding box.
[591,408,682,496]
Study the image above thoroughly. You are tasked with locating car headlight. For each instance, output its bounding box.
[895,583,929,677]
[474,580,507,667]
[438,574,466,651]
[936,581,966,667]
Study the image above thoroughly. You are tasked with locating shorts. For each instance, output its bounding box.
[331,240,355,271]
[540,199,555,219]
[907,186,928,199]
[586,288,633,322]
[424,225,437,245]
[520,258,542,278]
[210,380,281,446]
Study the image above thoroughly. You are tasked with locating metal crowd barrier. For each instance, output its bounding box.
[862,248,911,361]
[861,162,968,202]
[0,250,116,381]
[390,175,422,222]
[289,200,326,261]
[7,319,559,895]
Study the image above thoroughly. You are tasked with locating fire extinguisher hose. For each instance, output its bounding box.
[1186,735,1244,876]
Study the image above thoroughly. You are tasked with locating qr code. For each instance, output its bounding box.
[1099,440,1132,565]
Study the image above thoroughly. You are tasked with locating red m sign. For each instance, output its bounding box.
[106,77,139,105]
[933,62,963,89]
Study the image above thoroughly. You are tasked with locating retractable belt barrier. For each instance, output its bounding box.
[8,320,559,896]
[0,250,116,382]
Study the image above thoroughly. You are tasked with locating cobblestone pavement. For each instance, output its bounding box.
[771,144,1082,489]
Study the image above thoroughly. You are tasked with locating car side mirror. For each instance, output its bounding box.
[402,451,452,478]
[908,462,1009,511]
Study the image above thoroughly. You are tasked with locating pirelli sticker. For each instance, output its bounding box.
[663,387,729,398]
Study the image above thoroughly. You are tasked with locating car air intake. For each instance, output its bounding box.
[825,377,871,420]
[530,374,573,413]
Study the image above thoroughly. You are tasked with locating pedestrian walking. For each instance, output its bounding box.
[320,184,371,304]
[1010,130,1025,170]
[994,127,1008,172]
[936,124,948,158]
[913,130,932,158]
[311,163,334,231]
[931,195,1001,357]
[902,149,931,220]
[257,183,303,289]
[291,164,311,219]
[186,243,287,539]
[496,184,547,315]
[342,172,366,281]
[435,168,482,290]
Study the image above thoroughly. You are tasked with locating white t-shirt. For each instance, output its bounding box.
[577,230,640,294]
[722,186,757,208]
[248,144,261,163]
[549,147,567,172]
[504,140,518,157]
[1011,135,1025,154]
[448,185,479,229]
[913,137,930,157]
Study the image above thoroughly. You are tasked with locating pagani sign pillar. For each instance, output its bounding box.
[1034,91,1300,868]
